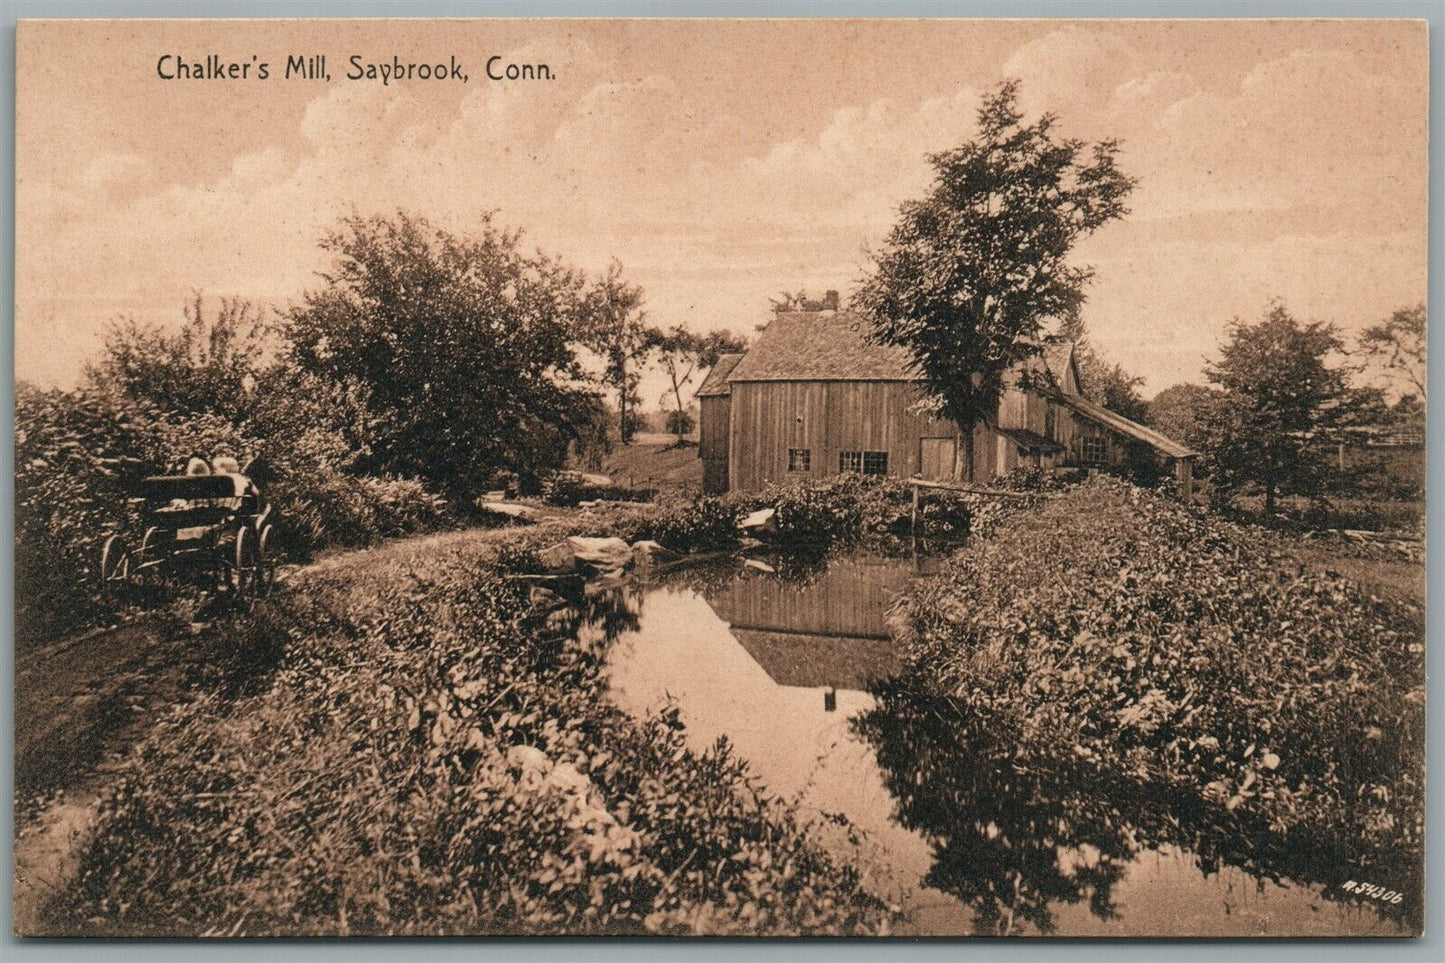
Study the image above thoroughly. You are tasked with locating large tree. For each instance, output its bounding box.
[854,80,1135,476]
[1359,303,1426,399]
[1204,301,1362,515]
[654,326,748,442]
[286,211,597,491]
[1147,383,1228,455]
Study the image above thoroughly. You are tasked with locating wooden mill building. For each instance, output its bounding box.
[696,297,1196,496]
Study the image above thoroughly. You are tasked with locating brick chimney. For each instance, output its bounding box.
[822,290,840,311]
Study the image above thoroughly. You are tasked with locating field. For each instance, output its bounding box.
[598,437,704,495]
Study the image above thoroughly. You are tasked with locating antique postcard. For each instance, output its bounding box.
[13,17,1427,938]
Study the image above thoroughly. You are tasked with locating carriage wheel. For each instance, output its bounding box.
[257,523,276,596]
[137,526,162,586]
[99,535,133,601]
[233,526,263,601]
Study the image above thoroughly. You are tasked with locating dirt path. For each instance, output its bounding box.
[13,609,231,933]
[11,514,589,932]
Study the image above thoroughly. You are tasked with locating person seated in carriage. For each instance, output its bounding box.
[165,454,258,513]
[210,455,258,509]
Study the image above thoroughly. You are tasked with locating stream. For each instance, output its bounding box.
[561,542,1411,937]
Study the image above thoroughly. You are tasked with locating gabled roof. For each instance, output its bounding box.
[1060,393,1197,459]
[1042,342,1078,391]
[725,310,916,382]
[730,629,898,691]
[695,353,744,398]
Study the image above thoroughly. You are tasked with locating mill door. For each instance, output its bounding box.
[919,437,956,480]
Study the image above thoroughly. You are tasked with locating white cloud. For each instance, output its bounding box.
[15,28,1428,405]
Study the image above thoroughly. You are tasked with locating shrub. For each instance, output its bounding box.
[885,476,1424,915]
[635,496,740,554]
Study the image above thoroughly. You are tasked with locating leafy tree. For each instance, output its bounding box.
[854,80,1135,477]
[1359,303,1425,398]
[286,211,598,493]
[570,398,618,472]
[1147,383,1228,454]
[1079,352,1148,423]
[1056,316,1149,422]
[580,261,660,445]
[85,293,272,423]
[654,326,748,442]
[664,408,696,438]
[1204,301,1363,515]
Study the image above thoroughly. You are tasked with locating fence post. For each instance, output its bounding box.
[911,481,920,536]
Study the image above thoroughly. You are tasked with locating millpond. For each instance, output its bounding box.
[552,542,1413,937]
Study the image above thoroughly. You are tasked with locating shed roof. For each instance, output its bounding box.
[999,427,1065,454]
[1060,393,1197,459]
[725,310,916,382]
[695,353,744,398]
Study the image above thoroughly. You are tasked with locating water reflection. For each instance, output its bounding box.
[856,675,1420,935]
[570,544,1411,936]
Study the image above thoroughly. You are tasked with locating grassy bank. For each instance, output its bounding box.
[57,512,895,936]
[870,476,1424,931]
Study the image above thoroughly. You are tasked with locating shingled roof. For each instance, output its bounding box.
[730,629,898,690]
[725,310,916,382]
[695,353,744,398]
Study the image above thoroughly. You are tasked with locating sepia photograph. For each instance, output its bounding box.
[11,14,1429,939]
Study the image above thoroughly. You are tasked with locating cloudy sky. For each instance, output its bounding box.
[16,18,1428,402]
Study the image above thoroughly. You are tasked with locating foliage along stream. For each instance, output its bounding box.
[550,542,1412,937]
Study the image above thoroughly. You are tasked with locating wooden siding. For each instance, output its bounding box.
[726,380,969,491]
[699,395,731,494]
[706,554,914,638]
[699,396,730,461]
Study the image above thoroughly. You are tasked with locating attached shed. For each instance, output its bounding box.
[696,352,743,494]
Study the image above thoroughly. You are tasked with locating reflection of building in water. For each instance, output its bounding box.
[702,555,918,691]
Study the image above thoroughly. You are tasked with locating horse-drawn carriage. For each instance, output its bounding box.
[99,466,276,602]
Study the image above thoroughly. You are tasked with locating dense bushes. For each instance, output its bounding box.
[14,383,454,647]
[887,476,1424,914]
[64,538,890,935]
[633,496,742,554]
[541,471,656,508]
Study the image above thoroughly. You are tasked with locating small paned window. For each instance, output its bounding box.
[863,451,889,476]
[788,448,811,472]
[1080,434,1108,464]
[838,451,863,473]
